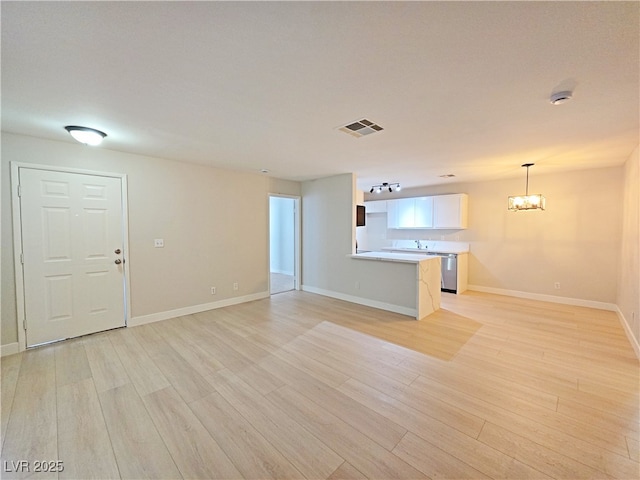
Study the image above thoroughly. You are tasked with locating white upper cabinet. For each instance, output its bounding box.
[387,197,433,228]
[387,194,467,229]
[414,196,434,228]
[433,194,468,229]
[387,198,411,228]
[364,200,387,213]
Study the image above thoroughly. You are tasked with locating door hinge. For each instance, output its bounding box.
[20,253,24,264]
[23,319,27,331]
[17,184,22,197]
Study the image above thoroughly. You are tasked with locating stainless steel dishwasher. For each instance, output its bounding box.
[427,252,458,293]
[440,253,458,293]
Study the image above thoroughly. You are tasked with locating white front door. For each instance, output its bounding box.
[19,168,126,347]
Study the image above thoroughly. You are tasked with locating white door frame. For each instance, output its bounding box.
[268,194,301,292]
[10,162,131,352]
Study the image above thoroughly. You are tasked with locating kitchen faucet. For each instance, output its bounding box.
[415,240,422,249]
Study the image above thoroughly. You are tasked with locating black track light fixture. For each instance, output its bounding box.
[370,182,400,194]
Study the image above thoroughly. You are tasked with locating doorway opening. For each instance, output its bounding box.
[269,195,300,295]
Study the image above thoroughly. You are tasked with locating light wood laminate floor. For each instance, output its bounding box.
[1,291,638,479]
[270,272,295,295]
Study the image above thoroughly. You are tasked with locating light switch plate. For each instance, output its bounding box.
[154,239,164,248]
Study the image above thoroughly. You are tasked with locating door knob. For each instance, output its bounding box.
[114,248,121,254]
[115,259,122,265]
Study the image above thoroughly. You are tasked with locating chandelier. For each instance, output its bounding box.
[508,163,545,211]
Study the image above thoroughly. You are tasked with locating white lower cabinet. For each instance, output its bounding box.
[453,252,468,294]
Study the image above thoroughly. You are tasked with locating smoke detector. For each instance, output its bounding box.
[550,91,573,105]
[338,119,384,138]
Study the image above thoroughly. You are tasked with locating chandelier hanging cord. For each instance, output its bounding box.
[523,163,533,196]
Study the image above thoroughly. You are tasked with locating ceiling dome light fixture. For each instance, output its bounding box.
[64,126,107,146]
[508,163,546,211]
[370,182,400,194]
[550,91,573,105]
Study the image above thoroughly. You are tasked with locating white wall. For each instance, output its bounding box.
[269,196,295,275]
[1,132,273,347]
[617,146,639,354]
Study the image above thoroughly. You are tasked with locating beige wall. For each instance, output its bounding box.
[365,166,624,305]
[269,177,301,197]
[617,146,639,351]
[1,132,274,346]
[301,174,356,292]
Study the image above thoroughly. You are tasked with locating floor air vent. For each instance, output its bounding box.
[338,119,384,138]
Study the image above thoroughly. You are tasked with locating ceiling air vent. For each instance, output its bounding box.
[338,119,384,138]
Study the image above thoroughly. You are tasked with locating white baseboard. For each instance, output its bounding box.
[1,342,20,357]
[467,285,617,311]
[301,284,417,318]
[129,291,270,327]
[616,307,640,360]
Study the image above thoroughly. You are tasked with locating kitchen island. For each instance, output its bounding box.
[350,251,441,320]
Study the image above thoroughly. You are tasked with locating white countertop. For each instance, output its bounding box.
[382,247,469,254]
[379,240,469,254]
[351,251,441,263]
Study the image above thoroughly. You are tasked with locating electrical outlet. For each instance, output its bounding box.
[210,287,216,295]
[154,238,164,248]
[554,282,561,289]
[233,282,239,291]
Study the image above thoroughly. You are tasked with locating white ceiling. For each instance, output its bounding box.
[2,1,638,190]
